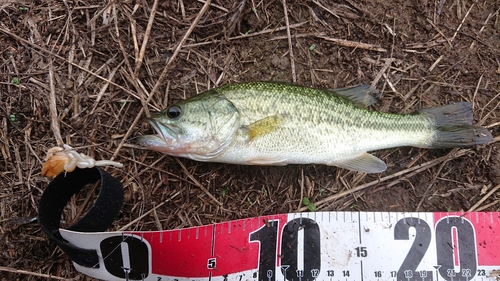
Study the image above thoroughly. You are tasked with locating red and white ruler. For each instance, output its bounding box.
[60,211,500,281]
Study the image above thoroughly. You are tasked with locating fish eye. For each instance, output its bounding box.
[166,105,182,119]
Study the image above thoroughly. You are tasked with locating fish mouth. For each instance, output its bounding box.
[137,118,178,149]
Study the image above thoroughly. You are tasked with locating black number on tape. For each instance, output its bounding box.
[435,216,477,280]
[100,235,150,279]
[355,246,367,257]
[250,218,321,281]
[207,258,216,269]
[394,217,433,281]
[394,216,479,280]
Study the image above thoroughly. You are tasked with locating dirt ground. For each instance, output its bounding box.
[0,0,499,280]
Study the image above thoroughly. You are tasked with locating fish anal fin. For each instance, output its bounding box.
[245,115,283,142]
[333,152,387,173]
[327,85,378,107]
[247,157,288,165]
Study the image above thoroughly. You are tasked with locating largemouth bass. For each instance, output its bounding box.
[138,82,493,173]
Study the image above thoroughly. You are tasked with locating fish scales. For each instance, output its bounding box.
[213,82,433,159]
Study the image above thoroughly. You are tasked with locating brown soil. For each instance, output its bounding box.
[0,0,499,279]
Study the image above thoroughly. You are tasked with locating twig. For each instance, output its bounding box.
[282,0,296,83]
[179,0,186,19]
[196,0,228,12]
[415,152,452,211]
[428,55,444,72]
[149,0,211,99]
[90,61,124,114]
[119,201,167,231]
[425,18,452,48]
[468,183,500,212]
[472,200,499,212]
[450,3,474,43]
[183,22,307,48]
[479,92,500,126]
[0,266,69,280]
[472,73,483,111]
[152,202,163,231]
[134,0,158,75]
[470,12,494,49]
[382,72,401,97]
[48,63,63,146]
[174,158,222,206]
[311,0,339,19]
[317,35,387,52]
[404,39,447,50]
[371,58,395,89]
[297,169,304,211]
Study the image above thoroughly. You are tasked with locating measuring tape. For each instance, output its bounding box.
[39,167,500,281]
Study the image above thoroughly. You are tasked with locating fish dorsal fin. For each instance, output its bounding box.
[244,115,284,142]
[333,152,387,173]
[327,85,378,107]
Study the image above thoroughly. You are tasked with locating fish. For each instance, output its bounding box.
[138,81,493,173]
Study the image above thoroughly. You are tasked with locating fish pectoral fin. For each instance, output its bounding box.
[333,153,387,173]
[244,115,284,142]
[327,85,378,108]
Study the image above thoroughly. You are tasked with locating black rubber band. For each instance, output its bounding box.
[38,167,124,268]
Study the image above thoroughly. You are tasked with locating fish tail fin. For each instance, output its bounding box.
[419,102,493,148]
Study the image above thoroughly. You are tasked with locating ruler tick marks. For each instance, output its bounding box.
[358,212,362,244]
[210,224,216,256]
[360,260,364,281]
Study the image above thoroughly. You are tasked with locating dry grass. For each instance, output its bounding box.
[0,0,499,279]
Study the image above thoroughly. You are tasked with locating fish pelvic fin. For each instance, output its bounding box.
[333,152,387,173]
[245,115,284,142]
[327,85,378,107]
[419,102,493,148]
